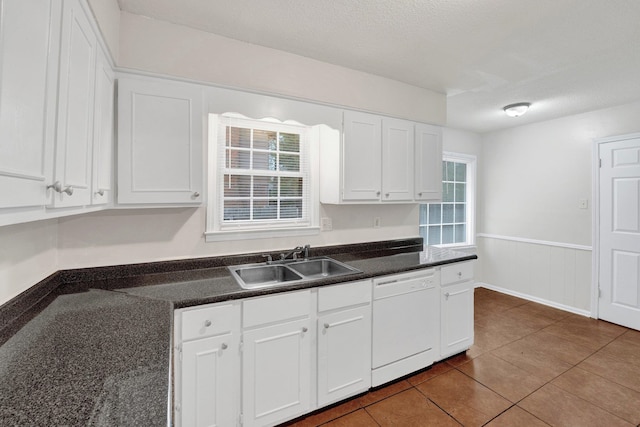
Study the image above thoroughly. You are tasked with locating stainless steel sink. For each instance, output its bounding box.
[228,257,361,289]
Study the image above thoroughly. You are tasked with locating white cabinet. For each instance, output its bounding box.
[0,0,61,209]
[321,110,441,204]
[242,290,312,427]
[90,47,114,205]
[317,280,371,406]
[174,302,241,427]
[52,0,97,208]
[382,118,414,201]
[440,261,475,358]
[117,76,204,205]
[414,124,443,201]
[341,111,382,201]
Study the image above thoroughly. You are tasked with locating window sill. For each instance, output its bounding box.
[205,226,320,242]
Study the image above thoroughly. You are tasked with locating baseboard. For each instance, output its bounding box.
[476,282,591,317]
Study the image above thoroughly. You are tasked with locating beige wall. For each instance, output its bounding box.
[477,99,640,313]
[117,12,446,125]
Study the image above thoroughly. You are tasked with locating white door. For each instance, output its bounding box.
[0,0,61,208]
[342,111,381,201]
[181,334,237,427]
[598,136,640,330]
[242,318,311,427]
[381,118,414,202]
[317,305,371,407]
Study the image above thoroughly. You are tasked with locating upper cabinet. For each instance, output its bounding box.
[414,124,443,201]
[0,0,61,209]
[320,110,441,204]
[117,76,204,205]
[51,0,97,208]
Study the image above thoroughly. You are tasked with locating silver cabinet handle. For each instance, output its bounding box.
[96,189,105,196]
[418,192,423,196]
[302,327,308,333]
[385,193,389,198]
[221,343,228,350]
[193,191,200,197]
[457,271,463,277]
[445,292,450,300]
[204,320,212,327]
[48,181,74,196]
[324,323,330,329]
[376,191,381,196]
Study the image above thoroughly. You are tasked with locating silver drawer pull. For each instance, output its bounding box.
[221,343,228,350]
[302,327,308,333]
[324,323,330,329]
[457,271,463,277]
[204,320,212,327]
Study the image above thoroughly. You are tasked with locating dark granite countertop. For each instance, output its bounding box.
[0,239,476,426]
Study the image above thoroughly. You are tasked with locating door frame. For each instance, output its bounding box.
[591,132,640,319]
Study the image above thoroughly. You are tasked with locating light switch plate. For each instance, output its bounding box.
[321,217,332,231]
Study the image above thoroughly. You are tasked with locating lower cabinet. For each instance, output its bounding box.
[317,280,371,407]
[173,260,474,426]
[440,261,475,359]
[174,301,241,427]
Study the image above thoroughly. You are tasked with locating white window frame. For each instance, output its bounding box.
[205,114,319,242]
[420,152,476,248]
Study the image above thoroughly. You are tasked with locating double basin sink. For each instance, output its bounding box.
[229,257,362,289]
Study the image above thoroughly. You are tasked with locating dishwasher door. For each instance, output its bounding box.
[372,272,437,369]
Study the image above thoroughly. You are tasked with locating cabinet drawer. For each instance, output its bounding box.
[243,290,311,328]
[441,261,474,286]
[181,303,237,341]
[318,280,371,312]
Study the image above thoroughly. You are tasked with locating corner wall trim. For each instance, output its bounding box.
[476,282,592,317]
[476,233,592,251]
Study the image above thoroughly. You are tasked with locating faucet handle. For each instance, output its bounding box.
[261,254,273,264]
[303,244,311,259]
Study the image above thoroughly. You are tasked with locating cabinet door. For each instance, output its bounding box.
[317,305,371,407]
[242,318,311,427]
[91,48,114,205]
[342,111,381,201]
[180,334,238,427]
[117,77,203,205]
[0,0,61,208]
[382,118,414,201]
[52,0,97,207]
[414,124,442,201]
[440,281,474,358]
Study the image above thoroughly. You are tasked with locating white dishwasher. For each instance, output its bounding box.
[371,268,439,387]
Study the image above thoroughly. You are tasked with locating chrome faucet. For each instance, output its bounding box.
[279,246,304,261]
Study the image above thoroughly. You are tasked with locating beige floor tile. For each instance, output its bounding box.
[542,316,627,351]
[552,367,640,425]
[406,361,454,386]
[491,338,574,382]
[597,336,640,368]
[322,409,379,427]
[365,388,460,426]
[519,384,633,427]
[415,369,511,426]
[579,350,640,393]
[457,353,546,402]
[485,406,550,427]
[356,379,411,407]
[517,330,596,365]
[285,398,361,426]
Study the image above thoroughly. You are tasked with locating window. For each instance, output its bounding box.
[206,114,319,241]
[420,153,475,247]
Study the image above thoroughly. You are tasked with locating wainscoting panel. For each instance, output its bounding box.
[476,234,592,315]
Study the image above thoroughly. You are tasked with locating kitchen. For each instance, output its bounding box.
[1,0,640,426]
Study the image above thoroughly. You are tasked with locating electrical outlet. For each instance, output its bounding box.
[321,217,332,231]
[373,217,381,228]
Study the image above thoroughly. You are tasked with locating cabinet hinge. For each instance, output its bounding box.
[599,158,602,168]
[239,413,243,426]
[598,287,602,298]
[174,402,181,413]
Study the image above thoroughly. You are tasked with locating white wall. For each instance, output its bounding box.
[0,220,57,304]
[477,99,640,313]
[117,12,446,126]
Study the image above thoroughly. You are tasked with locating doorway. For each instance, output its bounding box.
[594,133,640,330]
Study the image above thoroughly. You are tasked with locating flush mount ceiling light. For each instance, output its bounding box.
[503,102,531,117]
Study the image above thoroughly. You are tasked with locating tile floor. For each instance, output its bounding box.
[283,288,640,427]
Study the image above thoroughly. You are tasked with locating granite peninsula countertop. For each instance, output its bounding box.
[0,239,476,426]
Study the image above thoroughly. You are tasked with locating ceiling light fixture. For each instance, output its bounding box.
[503,102,531,117]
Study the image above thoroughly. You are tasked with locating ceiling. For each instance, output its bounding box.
[116,0,640,133]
